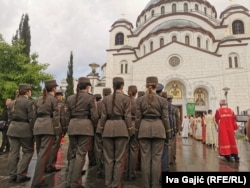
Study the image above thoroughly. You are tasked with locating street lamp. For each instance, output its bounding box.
[222,87,230,106]
[89,63,100,93]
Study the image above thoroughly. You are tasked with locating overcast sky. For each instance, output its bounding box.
[1,0,249,84]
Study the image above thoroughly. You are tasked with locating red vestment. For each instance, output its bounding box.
[215,106,238,155]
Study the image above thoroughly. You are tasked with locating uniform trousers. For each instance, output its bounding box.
[161,142,169,172]
[46,134,63,170]
[67,135,92,188]
[103,137,127,188]
[8,137,34,179]
[94,133,104,176]
[139,138,164,188]
[32,135,54,186]
[88,136,96,165]
[171,136,176,163]
[125,135,139,178]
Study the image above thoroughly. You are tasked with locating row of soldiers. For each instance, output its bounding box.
[6,76,180,188]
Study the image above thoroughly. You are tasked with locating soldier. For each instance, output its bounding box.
[125,85,139,181]
[65,77,98,188]
[167,95,175,166]
[31,79,59,188]
[135,76,171,188]
[100,77,133,188]
[45,89,67,173]
[7,84,34,183]
[95,88,111,179]
[172,105,180,163]
[135,90,145,172]
[0,98,11,155]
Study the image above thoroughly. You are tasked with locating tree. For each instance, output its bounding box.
[65,51,74,99]
[12,13,31,57]
[0,37,53,111]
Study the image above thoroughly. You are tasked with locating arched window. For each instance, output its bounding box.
[228,53,240,68]
[232,20,244,34]
[150,41,153,52]
[229,57,232,68]
[143,45,146,55]
[172,36,177,42]
[115,33,124,45]
[161,6,165,15]
[144,15,147,23]
[184,3,188,12]
[204,7,207,15]
[120,64,124,73]
[160,38,164,47]
[197,37,201,48]
[195,4,199,11]
[234,57,238,68]
[185,36,190,45]
[172,4,176,13]
[206,40,209,50]
[151,10,155,17]
[125,64,128,73]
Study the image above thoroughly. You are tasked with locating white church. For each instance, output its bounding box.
[89,0,250,118]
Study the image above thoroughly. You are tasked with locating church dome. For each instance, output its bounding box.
[220,4,249,18]
[144,0,161,9]
[150,19,201,33]
[111,18,133,28]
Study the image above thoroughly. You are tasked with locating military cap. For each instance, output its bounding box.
[137,91,145,97]
[45,79,58,87]
[55,89,64,96]
[219,99,227,105]
[128,85,137,92]
[94,94,102,100]
[156,83,164,92]
[78,77,91,85]
[162,91,167,99]
[19,84,31,90]
[113,77,124,85]
[167,95,173,99]
[146,76,158,84]
[103,87,112,96]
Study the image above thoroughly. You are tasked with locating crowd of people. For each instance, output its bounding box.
[0,76,241,188]
[181,100,240,163]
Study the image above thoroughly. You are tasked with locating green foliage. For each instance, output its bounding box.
[0,37,53,110]
[65,51,74,99]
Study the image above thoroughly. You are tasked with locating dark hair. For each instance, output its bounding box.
[42,85,55,104]
[146,83,157,105]
[112,81,124,113]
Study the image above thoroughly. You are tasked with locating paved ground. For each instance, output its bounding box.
[0,134,249,188]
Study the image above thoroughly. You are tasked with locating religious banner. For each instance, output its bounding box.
[186,103,195,115]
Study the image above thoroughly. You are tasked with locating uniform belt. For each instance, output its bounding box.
[71,115,90,119]
[142,116,161,119]
[37,114,52,118]
[12,119,29,123]
[107,115,124,120]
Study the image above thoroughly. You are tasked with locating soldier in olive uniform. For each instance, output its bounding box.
[95,88,111,179]
[100,77,133,188]
[7,84,34,183]
[45,89,67,173]
[31,79,59,188]
[135,76,171,188]
[172,105,180,163]
[65,77,98,188]
[125,85,139,181]
[167,95,175,166]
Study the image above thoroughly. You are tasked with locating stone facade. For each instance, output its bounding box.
[94,0,250,118]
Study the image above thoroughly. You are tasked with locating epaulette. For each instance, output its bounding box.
[88,93,93,96]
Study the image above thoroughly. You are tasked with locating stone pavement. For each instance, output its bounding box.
[0,134,249,188]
